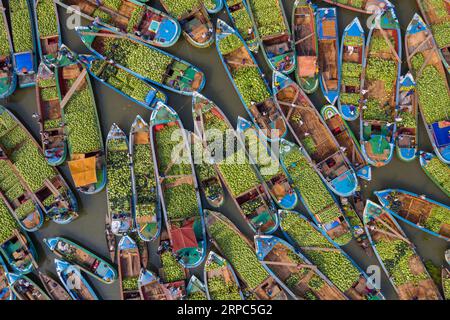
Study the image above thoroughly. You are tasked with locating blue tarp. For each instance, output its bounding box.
[432,122,449,147]
[14,52,33,73]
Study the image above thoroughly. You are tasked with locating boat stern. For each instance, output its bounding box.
[43,237,59,251]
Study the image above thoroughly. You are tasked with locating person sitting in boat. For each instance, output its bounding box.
[57,241,70,253]
[247,27,253,36]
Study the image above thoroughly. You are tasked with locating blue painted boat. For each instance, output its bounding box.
[204,250,244,300]
[0,2,17,99]
[55,0,181,47]
[130,115,162,242]
[363,200,442,300]
[117,236,141,300]
[204,0,223,14]
[255,235,347,300]
[321,0,390,14]
[273,72,359,197]
[236,117,298,209]
[0,254,14,300]
[150,102,207,268]
[215,19,287,141]
[246,0,296,74]
[359,6,401,167]
[0,230,38,275]
[76,24,206,96]
[316,7,340,105]
[405,14,449,164]
[186,275,207,300]
[33,0,61,65]
[278,209,385,300]
[138,268,185,300]
[375,188,450,241]
[338,17,365,121]
[55,258,99,300]
[7,272,50,300]
[44,236,117,284]
[223,0,258,52]
[419,151,450,197]
[395,73,418,162]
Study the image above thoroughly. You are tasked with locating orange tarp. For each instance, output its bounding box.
[171,221,198,252]
[68,156,97,187]
[297,56,317,77]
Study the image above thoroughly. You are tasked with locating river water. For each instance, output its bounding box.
[3,0,449,300]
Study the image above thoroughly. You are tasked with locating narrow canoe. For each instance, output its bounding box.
[204,209,288,300]
[419,151,450,197]
[76,24,205,95]
[338,17,365,121]
[55,258,99,300]
[278,139,353,246]
[216,19,287,141]
[416,0,450,74]
[236,117,298,209]
[55,0,181,47]
[7,273,50,300]
[340,195,372,253]
[405,14,449,164]
[273,72,358,197]
[33,0,61,64]
[186,275,207,300]
[57,47,106,195]
[321,104,372,181]
[223,0,259,52]
[246,0,295,74]
[375,188,450,241]
[0,2,17,99]
[443,268,450,300]
[79,54,167,110]
[150,102,207,268]
[138,268,184,300]
[0,230,38,275]
[279,209,385,300]
[44,236,117,284]
[130,115,161,242]
[118,235,142,300]
[204,0,224,14]
[192,93,280,234]
[359,7,401,167]
[38,271,72,300]
[204,250,244,300]
[363,200,442,300]
[105,213,116,263]
[0,254,14,300]
[292,0,319,94]
[321,0,390,14]
[159,0,214,48]
[35,62,67,166]
[255,235,347,300]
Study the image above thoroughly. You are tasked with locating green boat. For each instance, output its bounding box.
[33,0,61,64]
[419,152,450,197]
[7,273,50,300]
[186,275,207,300]
[0,1,16,99]
[0,226,37,275]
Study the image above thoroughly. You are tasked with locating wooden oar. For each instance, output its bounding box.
[295,32,314,45]
[60,69,87,109]
[301,246,341,253]
[406,34,433,60]
[261,261,318,271]
[371,214,412,245]
[379,27,401,63]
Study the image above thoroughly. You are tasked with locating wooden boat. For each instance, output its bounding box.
[359,7,401,167]
[292,0,318,94]
[246,0,295,74]
[55,0,181,47]
[131,232,149,268]
[0,254,14,300]
[150,102,207,268]
[204,250,244,300]
[0,229,37,275]
[338,18,365,121]
[279,210,384,299]
[223,0,259,52]
[35,63,67,166]
[130,115,161,242]
[255,235,347,300]
[0,2,17,99]
[44,236,117,284]
[138,268,184,300]
[278,139,353,246]
[316,7,340,105]
[321,0,390,14]
[416,0,450,74]
[55,258,99,300]
[33,0,61,64]
[0,105,78,225]
[204,0,224,14]
[189,131,225,208]
[204,209,288,300]
[159,0,214,48]
[419,152,450,197]
[79,55,166,110]
[395,73,418,162]
[106,123,133,236]
[321,104,371,181]
[340,195,372,253]
[375,188,450,241]
[216,19,287,141]
[57,47,107,195]
[117,235,142,300]
[7,0,37,88]
[7,273,50,300]
[76,24,205,96]
[364,200,442,300]
[405,14,449,164]
[105,213,116,263]
[192,93,279,234]
[273,72,358,197]
[443,268,450,300]
[186,275,207,300]
[38,271,72,300]
[236,117,298,209]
